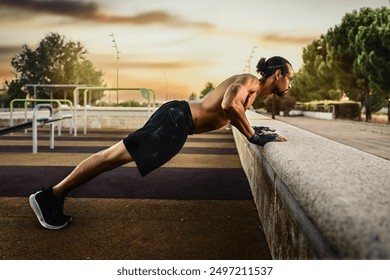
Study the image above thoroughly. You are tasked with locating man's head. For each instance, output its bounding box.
[256,56,294,97]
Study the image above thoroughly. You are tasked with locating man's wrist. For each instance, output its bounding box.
[248,128,256,140]
[248,131,260,143]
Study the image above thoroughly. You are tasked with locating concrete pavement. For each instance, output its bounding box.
[276,116,390,160]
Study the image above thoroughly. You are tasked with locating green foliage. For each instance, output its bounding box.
[188,92,198,100]
[263,94,297,114]
[7,32,104,103]
[117,100,142,107]
[296,100,360,110]
[4,79,25,100]
[252,95,263,109]
[292,7,390,119]
[199,82,215,99]
[295,100,361,120]
[98,100,147,107]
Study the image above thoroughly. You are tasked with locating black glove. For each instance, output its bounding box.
[252,126,276,133]
[248,130,278,146]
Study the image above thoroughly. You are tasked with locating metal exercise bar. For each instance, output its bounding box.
[72,87,156,136]
[32,104,54,154]
[10,98,73,136]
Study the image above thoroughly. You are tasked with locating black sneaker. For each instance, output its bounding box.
[29,187,73,230]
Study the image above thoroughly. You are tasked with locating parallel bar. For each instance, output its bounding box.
[72,87,155,136]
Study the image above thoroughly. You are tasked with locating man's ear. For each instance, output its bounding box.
[274,69,282,80]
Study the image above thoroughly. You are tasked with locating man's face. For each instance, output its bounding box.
[274,64,294,97]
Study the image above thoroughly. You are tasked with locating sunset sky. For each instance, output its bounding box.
[0,0,388,102]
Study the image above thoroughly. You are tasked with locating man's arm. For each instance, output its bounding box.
[221,77,256,139]
[221,76,287,146]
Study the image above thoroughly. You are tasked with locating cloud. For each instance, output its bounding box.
[0,45,23,80]
[87,10,213,29]
[0,45,22,55]
[261,33,317,45]
[0,0,214,29]
[97,59,213,70]
[0,0,98,17]
[125,60,212,69]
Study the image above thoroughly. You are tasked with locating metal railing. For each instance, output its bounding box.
[32,104,54,154]
[10,98,73,136]
[72,87,155,136]
[19,84,156,136]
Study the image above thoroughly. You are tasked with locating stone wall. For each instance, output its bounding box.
[233,111,390,259]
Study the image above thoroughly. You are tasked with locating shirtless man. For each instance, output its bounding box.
[29,56,293,229]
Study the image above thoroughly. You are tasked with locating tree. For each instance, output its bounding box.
[289,37,334,101]
[2,79,25,107]
[325,8,389,121]
[199,82,215,99]
[353,7,390,120]
[7,32,104,103]
[291,7,390,122]
[263,94,297,117]
[188,92,198,100]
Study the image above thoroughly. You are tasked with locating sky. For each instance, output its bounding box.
[0,0,388,102]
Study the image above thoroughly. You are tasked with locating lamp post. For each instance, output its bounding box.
[109,33,120,104]
[248,45,257,73]
[387,97,390,124]
[243,45,257,73]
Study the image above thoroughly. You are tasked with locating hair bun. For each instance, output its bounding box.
[256,57,267,75]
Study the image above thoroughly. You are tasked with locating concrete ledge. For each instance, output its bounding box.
[233,110,390,259]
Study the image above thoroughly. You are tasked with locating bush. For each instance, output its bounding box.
[333,102,361,119]
[263,94,297,114]
[295,100,361,120]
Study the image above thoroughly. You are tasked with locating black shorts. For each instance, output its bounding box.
[123,100,194,176]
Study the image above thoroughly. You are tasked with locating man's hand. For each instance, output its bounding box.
[248,130,287,146]
[252,126,276,133]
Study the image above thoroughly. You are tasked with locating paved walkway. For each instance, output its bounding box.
[277,116,390,160]
[0,128,271,260]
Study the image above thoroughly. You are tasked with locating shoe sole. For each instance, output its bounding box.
[29,192,71,230]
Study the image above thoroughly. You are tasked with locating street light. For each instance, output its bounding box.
[387,96,390,124]
[243,45,257,73]
[109,33,120,104]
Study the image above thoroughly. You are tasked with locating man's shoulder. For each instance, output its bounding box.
[230,73,256,79]
[223,74,257,84]
[234,74,260,87]
[214,74,258,91]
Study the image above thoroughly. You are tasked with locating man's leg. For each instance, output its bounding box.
[52,141,133,198]
[29,141,133,229]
